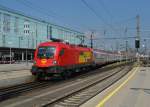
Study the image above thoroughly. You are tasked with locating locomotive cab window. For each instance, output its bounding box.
[38,46,56,59]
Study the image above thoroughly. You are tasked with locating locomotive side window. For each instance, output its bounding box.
[38,46,56,59]
[59,49,65,56]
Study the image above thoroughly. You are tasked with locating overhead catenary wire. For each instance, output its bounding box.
[15,0,56,21]
[114,16,136,25]
[96,0,136,31]
[14,0,83,31]
[97,0,114,19]
[80,0,117,31]
[81,0,136,37]
[23,0,60,19]
[92,36,136,40]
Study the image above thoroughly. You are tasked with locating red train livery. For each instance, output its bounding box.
[31,40,131,80]
[31,41,94,79]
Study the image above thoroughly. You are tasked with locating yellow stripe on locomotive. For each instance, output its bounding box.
[79,51,92,63]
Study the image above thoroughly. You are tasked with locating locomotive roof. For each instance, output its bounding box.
[38,41,92,50]
[39,41,63,46]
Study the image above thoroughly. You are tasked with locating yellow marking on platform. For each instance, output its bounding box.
[96,67,139,107]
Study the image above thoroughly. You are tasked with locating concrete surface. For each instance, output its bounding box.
[81,67,150,107]
[0,69,34,88]
[0,63,33,72]
[104,67,150,107]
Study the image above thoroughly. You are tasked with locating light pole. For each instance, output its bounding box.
[144,39,146,55]
[26,48,28,65]
[8,42,12,64]
[18,36,23,48]
[26,35,29,66]
[18,36,23,62]
[118,51,121,63]
[125,40,128,63]
[10,47,11,64]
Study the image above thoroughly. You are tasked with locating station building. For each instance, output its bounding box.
[0,5,84,62]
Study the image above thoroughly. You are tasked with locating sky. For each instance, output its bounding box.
[0,0,150,52]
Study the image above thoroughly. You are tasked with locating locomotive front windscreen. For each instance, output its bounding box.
[37,46,56,59]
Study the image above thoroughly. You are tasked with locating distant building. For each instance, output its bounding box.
[0,5,84,62]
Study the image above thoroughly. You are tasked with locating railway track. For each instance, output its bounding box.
[0,62,121,101]
[0,81,51,102]
[0,62,133,107]
[42,66,132,107]
[0,66,107,102]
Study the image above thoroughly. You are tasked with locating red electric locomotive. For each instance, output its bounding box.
[31,40,94,79]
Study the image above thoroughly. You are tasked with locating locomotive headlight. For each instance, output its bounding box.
[53,60,57,65]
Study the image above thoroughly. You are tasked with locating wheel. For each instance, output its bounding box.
[61,70,72,80]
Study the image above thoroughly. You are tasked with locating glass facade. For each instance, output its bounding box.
[0,6,84,62]
[0,7,84,49]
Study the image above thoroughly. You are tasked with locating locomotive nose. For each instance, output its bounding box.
[35,58,57,67]
[41,59,47,64]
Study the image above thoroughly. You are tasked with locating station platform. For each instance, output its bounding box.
[81,66,150,107]
[0,63,32,72]
[0,63,34,88]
